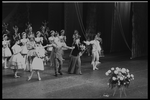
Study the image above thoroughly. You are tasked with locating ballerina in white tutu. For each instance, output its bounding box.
[35,31,45,61]
[8,36,25,78]
[26,33,37,72]
[47,30,55,66]
[2,34,12,69]
[59,29,67,60]
[27,44,50,81]
[20,32,29,70]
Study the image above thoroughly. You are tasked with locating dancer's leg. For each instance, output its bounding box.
[36,71,41,81]
[4,58,8,68]
[13,69,20,78]
[28,71,35,81]
[92,52,96,70]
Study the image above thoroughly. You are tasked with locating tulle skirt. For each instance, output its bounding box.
[37,48,45,58]
[27,49,37,57]
[8,53,25,69]
[21,45,28,54]
[31,57,44,71]
[2,47,12,57]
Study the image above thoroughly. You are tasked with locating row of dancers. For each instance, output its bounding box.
[2,23,104,81]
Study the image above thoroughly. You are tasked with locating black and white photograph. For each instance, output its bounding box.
[2,1,148,99]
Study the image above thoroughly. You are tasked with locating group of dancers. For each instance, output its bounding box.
[2,22,104,81]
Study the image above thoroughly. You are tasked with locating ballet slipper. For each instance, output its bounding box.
[27,76,31,81]
[95,67,99,70]
[38,77,41,81]
[15,75,20,78]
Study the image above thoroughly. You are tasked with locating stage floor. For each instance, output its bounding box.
[2,52,148,99]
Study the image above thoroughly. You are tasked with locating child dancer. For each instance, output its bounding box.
[59,29,67,60]
[2,34,12,69]
[27,46,44,81]
[84,35,101,70]
[20,32,29,70]
[8,36,25,78]
[26,33,37,72]
[28,43,50,81]
[47,30,55,66]
[35,31,46,64]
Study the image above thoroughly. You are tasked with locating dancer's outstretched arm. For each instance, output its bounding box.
[83,40,94,45]
[62,43,75,50]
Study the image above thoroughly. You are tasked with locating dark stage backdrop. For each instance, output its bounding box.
[64,3,84,46]
[131,3,148,58]
[110,3,132,53]
[2,2,148,58]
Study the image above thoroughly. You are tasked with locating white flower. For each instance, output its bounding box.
[116,67,119,70]
[121,68,126,73]
[112,77,117,80]
[130,74,134,78]
[132,77,134,80]
[111,67,114,70]
[105,72,109,76]
[126,69,129,73]
[108,70,111,73]
[114,70,118,74]
[119,77,124,80]
[127,74,130,78]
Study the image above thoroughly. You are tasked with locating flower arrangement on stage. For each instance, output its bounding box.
[105,67,134,89]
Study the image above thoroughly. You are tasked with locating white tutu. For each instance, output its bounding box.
[21,45,28,54]
[2,47,12,57]
[36,46,45,58]
[31,57,44,71]
[8,53,26,69]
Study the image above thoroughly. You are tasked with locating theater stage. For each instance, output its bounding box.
[2,52,147,99]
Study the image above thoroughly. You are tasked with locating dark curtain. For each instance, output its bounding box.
[48,3,64,31]
[83,3,113,53]
[110,3,132,53]
[85,3,97,40]
[131,3,148,58]
[64,3,83,46]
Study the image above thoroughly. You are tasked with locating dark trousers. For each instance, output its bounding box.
[54,57,63,74]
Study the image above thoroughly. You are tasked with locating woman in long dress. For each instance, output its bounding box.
[20,32,29,70]
[2,34,12,69]
[68,34,85,75]
[8,36,25,78]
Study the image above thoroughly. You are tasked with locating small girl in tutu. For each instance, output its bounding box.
[59,29,67,60]
[8,36,25,78]
[20,32,29,70]
[2,34,12,69]
[26,33,37,72]
[35,31,45,62]
[27,46,45,81]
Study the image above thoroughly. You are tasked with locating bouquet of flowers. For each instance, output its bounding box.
[105,67,134,89]
[80,44,86,51]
